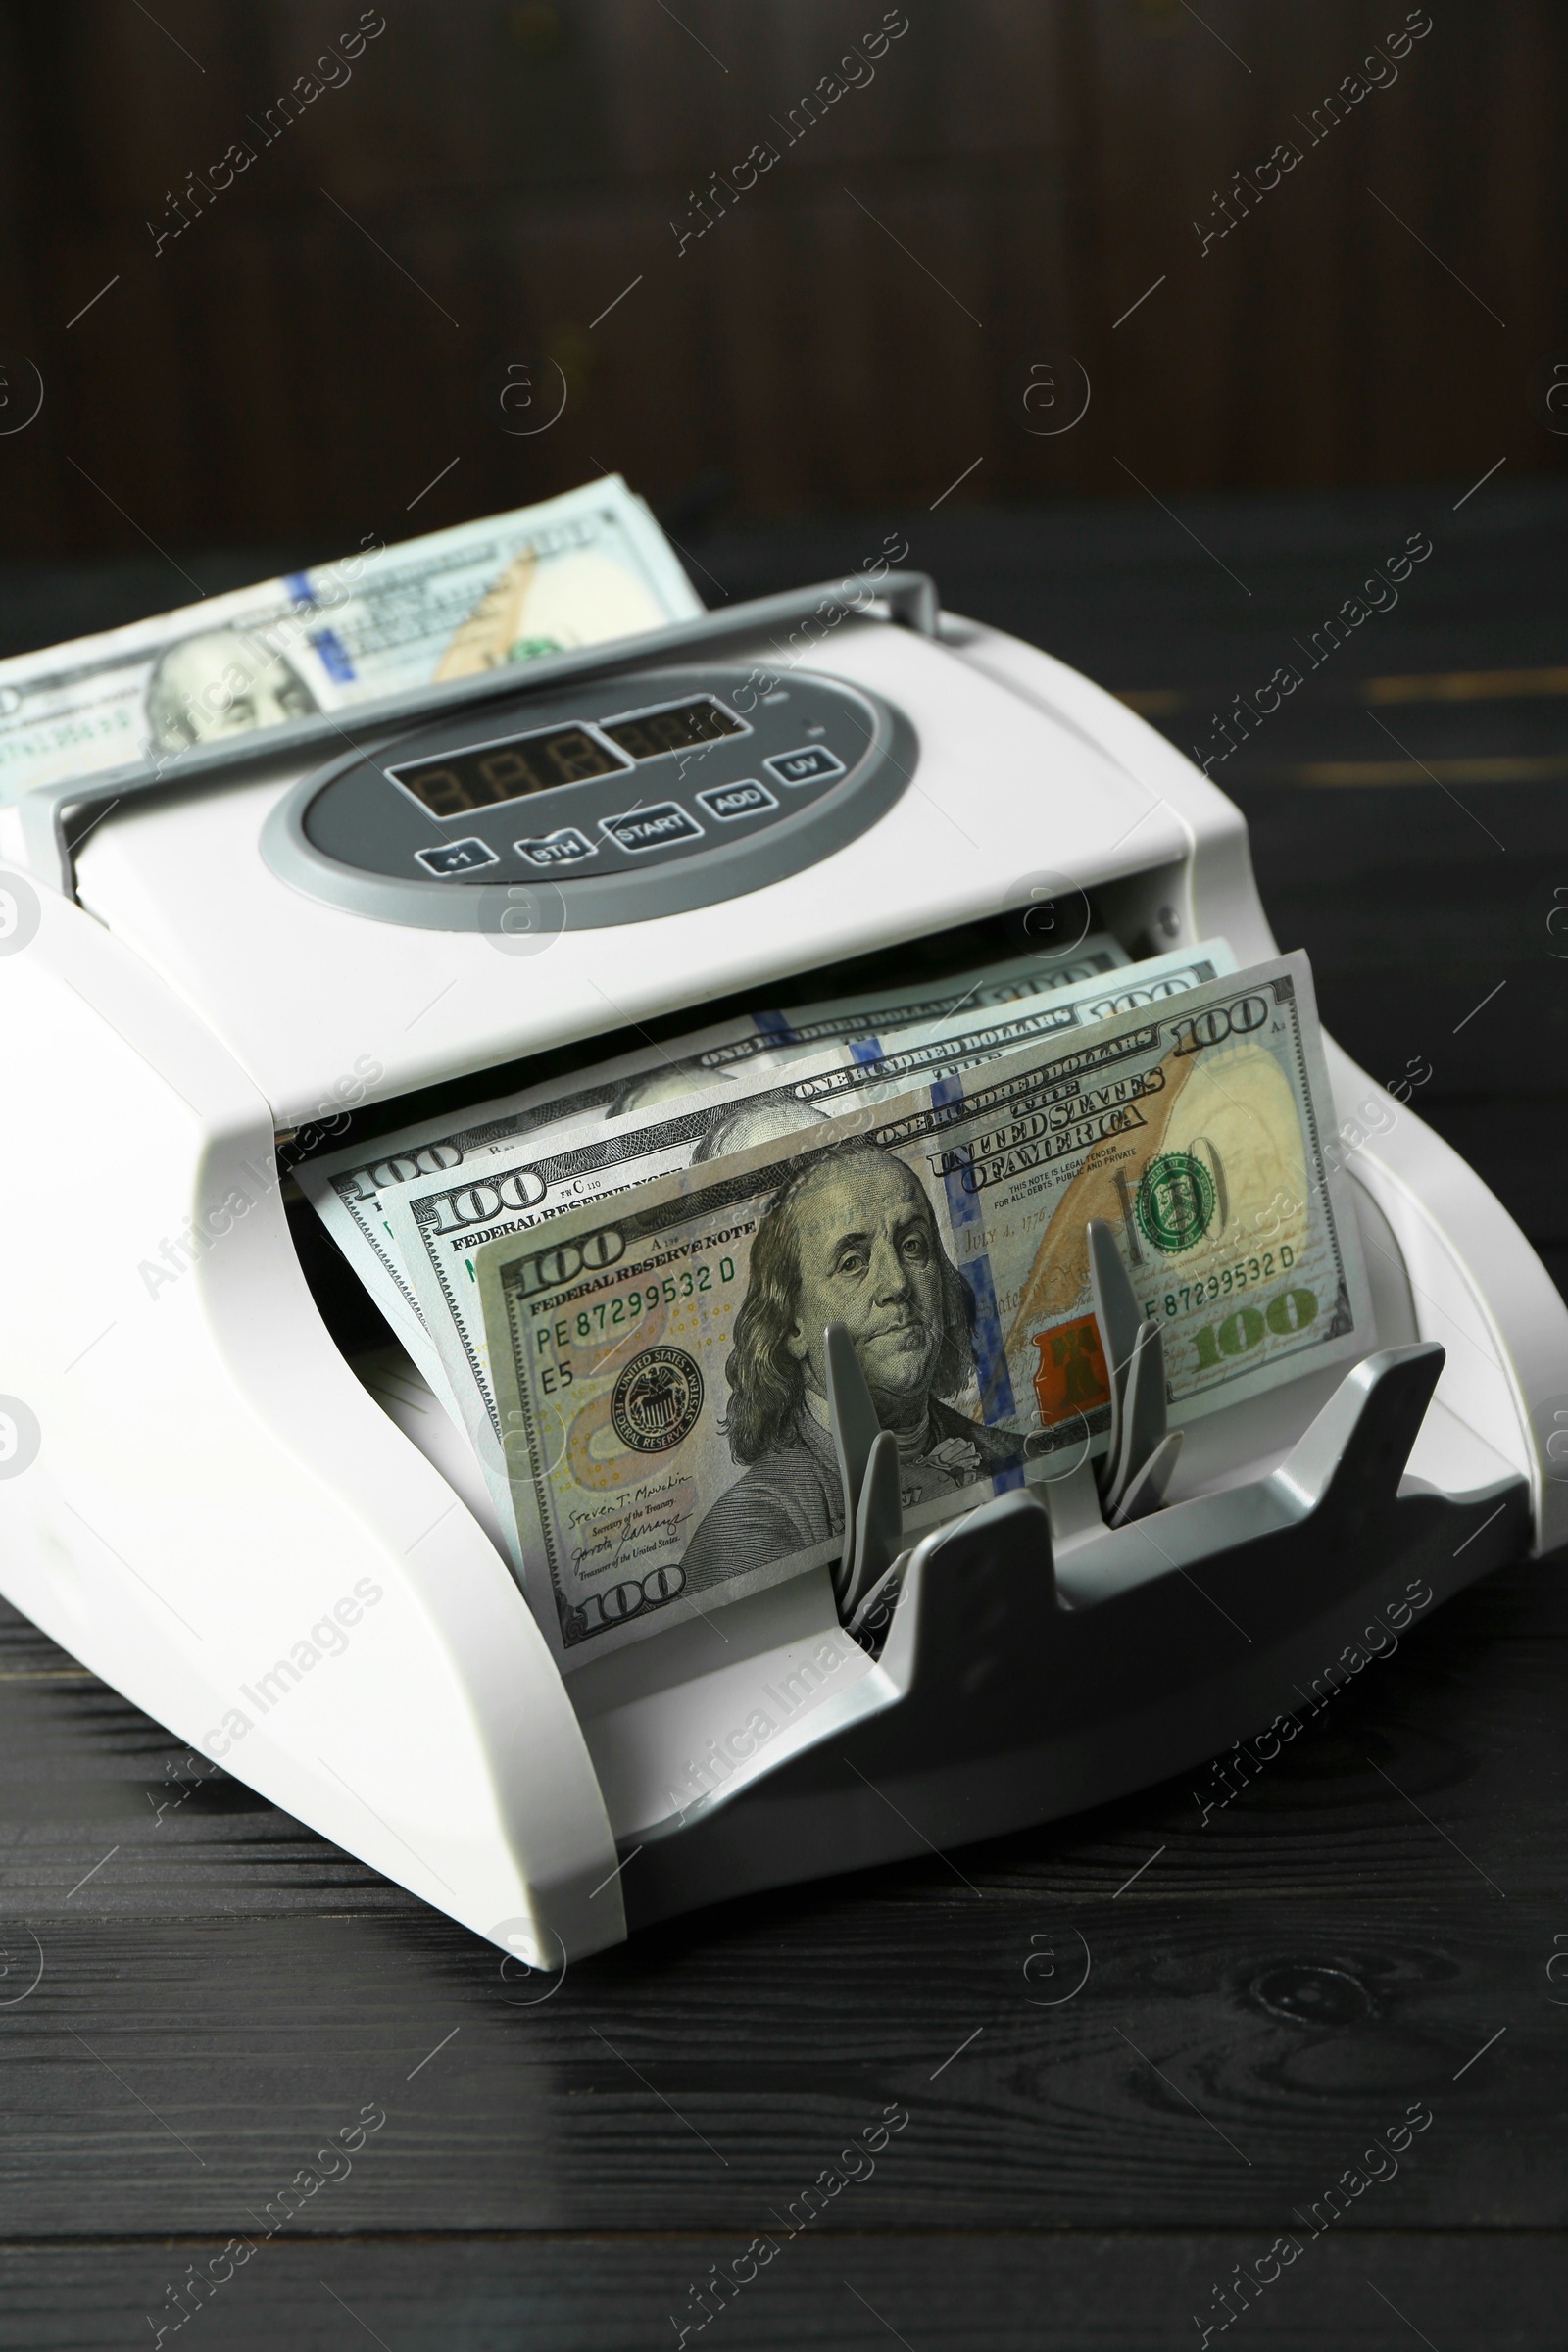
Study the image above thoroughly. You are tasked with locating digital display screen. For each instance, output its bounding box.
[601,697,746,762]
[388,724,630,819]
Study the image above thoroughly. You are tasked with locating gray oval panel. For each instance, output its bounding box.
[262,662,913,931]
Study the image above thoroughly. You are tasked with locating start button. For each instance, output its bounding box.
[600,802,705,855]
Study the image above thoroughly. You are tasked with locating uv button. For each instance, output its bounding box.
[601,802,704,854]
[764,745,844,787]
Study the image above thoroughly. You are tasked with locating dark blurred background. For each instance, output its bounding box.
[0,0,1562,558]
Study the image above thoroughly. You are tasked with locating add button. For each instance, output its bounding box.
[696,779,778,822]
[600,802,705,855]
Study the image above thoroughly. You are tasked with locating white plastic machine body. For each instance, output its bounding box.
[0,574,1562,1965]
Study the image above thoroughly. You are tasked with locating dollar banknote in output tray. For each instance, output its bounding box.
[475,952,1373,1668]
[320,940,1236,1508]
[295,928,1135,1396]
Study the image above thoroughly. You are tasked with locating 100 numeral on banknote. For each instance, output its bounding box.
[477,956,1372,1667]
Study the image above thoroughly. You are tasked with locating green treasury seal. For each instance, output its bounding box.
[1135,1151,1218,1253]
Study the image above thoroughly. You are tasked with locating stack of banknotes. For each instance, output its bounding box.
[304,933,1372,1671]
[0,475,699,801]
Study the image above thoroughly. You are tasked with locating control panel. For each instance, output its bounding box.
[262,662,911,931]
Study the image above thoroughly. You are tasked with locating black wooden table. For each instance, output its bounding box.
[2,483,1565,2349]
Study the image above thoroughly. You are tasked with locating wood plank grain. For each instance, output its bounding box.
[6,2,1568,553]
[0,1551,1562,2236]
[1,2230,1566,2352]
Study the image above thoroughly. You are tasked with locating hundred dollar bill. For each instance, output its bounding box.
[823,937,1240,1112]
[0,476,699,802]
[296,929,1133,1368]
[343,941,1237,1486]
[475,951,1371,1667]
[587,931,1133,1113]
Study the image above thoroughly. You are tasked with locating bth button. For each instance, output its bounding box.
[514,825,598,867]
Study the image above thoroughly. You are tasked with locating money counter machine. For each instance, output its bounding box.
[2,573,1565,1968]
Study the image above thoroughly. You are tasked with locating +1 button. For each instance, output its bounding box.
[415,836,499,877]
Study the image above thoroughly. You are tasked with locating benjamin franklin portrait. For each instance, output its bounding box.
[144,626,319,754]
[680,1138,1022,1586]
